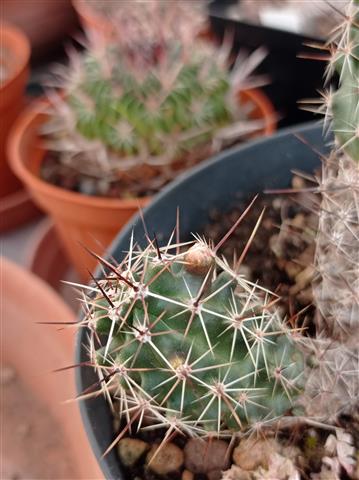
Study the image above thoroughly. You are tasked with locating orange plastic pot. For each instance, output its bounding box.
[0,24,30,198]
[8,99,149,281]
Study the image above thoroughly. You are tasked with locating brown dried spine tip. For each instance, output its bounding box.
[184,243,214,276]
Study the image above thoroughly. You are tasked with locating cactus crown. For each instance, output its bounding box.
[80,213,305,442]
[42,2,266,196]
[326,0,359,161]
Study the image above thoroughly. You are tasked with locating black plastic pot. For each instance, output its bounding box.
[208,2,326,128]
[76,121,328,479]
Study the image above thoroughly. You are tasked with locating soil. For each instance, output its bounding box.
[203,186,318,328]
[41,152,160,199]
[1,364,77,480]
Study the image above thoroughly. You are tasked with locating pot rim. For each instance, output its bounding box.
[8,89,275,209]
[7,97,150,209]
[72,0,111,33]
[1,23,30,93]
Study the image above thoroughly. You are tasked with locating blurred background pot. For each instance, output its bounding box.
[8,99,149,282]
[8,89,275,281]
[76,121,325,479]
[0,24,30,199]
[2,257,102,479]
[72,0,114,39]
[0,24,42,232]
[2,0,79,65]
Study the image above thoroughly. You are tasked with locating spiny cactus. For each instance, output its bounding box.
[80,214,305,442]
[311,0,359,342]
[42,5,266,197]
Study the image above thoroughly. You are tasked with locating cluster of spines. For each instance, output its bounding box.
[296,1,359,417]
[76,210,306,447]
[308,1,359,342]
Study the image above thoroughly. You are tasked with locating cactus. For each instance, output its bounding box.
[80,215,305,441]
[311,0,359,342]
[42,3,266,196]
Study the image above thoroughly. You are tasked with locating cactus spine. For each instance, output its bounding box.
[313,0,359,342]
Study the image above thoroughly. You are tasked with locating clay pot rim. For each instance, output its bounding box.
[72,0,111,34]
[8,89,275,209]
[1,23,31,93]
[8,97,150,209]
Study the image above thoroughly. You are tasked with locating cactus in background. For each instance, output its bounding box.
[42,1,266,197]
[312,0,359,342]
[80,215,305,442]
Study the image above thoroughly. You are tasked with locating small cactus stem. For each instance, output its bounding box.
[80,204,307,439]
[330,0,359,161]
[312,0,359,342]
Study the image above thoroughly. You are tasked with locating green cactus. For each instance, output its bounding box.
[330,0,359,161]
[82,227,305,438]
[67,44,233,159]
[312,0,359,342]
[302,1,359,420]
[42,4,266,196]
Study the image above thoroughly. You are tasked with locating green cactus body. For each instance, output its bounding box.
[87,240,304,436]
[304,1,359,418]
[331,0,359,161]
[69,45,232,159]
[313,0,359,342]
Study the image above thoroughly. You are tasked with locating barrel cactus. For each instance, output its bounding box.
[297,0,359,423]
[42,4,266,197]
[81,216,306,443]
[312,0,359,342]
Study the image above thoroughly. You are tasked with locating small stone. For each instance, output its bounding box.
[232,437,277,471]
[221,465,252,480]
[291,213,305,229]
[0,365,16,385]
[182,469,194,480]
[184,438,230,474]
[118,438,149,467]
[207,470,222,480]
[146,442,184,475]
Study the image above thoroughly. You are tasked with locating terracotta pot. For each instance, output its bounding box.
[239,88,276,136]
[0,188,42,232]
[3,0,79,63]
[0,24,30,198]
[8,98,150,281]
[2,257,103,479]
[72,0,113,38]
[8,90,275,281]
[26,217,73,291]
